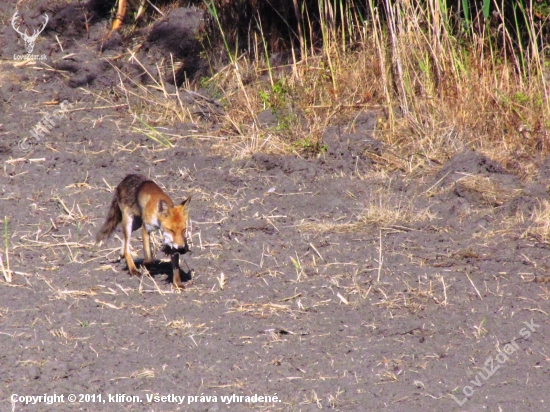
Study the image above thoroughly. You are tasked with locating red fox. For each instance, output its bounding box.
[96,174,191,286]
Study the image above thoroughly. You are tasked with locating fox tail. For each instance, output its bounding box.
[96,193,121,243]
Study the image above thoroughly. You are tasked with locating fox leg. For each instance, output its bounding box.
[171,252,184,288]
[121,213,140,276]
[142,226,153,266]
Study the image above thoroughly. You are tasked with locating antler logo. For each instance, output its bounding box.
[11,11,49,54]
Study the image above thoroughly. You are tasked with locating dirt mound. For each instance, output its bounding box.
[1,3,207,88]
[424,151,530,232]
[144,7,205,83]
[322,111,382,173]
[432,150,518,203]
[434,150,507,185]
[252,153,318,179]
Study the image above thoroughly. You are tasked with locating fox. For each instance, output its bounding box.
[96,174,191,286]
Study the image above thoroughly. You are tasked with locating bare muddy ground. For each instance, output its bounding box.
[1,1,550,411]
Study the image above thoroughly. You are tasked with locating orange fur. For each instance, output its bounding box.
[96,174,191,282]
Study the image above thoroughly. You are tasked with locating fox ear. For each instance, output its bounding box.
[181,196,191,209]
[158,200,169,214]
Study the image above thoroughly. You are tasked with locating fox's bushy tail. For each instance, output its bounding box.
[96,193,121,243]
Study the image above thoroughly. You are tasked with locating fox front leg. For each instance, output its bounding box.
[171,252,184,288]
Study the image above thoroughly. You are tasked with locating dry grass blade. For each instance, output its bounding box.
[95,299,124,309]
[166,318,209,336]
[465,273,483,300]
[138,268,165,295]
[225,299,292,317]
[131,368,156,379]
[377,230,383,282]
[2,217,11,283]
[0,254,10,284]
[58,289,97,298]
[336,292,349,305]
[217,272,226,290]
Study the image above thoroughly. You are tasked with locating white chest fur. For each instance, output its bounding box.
[144,219,160,233]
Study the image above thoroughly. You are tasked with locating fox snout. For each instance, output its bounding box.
[161,238,189,255]
[162,230,188,251]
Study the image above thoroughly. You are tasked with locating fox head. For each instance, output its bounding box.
[158,197,191,252]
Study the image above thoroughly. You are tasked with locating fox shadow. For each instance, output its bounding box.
[120,258,193,286]
[149,260,193,285]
